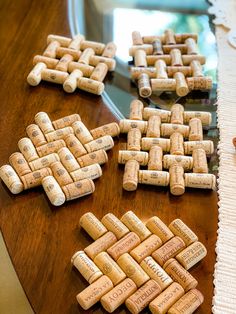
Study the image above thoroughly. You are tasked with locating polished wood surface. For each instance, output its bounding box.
[0,1,217,313]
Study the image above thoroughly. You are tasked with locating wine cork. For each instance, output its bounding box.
[153,39,163,55]
[127,128,141,151]
[70,163,102,181]
[56,47,81,60]
[36,139,66,157]
[118,151,148,166]
[147,55,171,66]
[68,34,84,50]
[185,38,198,55]
[18,138,39,162]
[168,289,203,314]
[80,40,105,55]
[123,159,139,191]
[101,213,130,240]
[140,256,173,290]
[141,138,170,152]
[35,112,54,134]
[170,132,184,155]
[29,153,59,171]
[190,60,203,77]
[184,111,212,126]
[146,115,161,137]
[52,114,81,129]
[138,170,169,187]
[43,40,60,58]
[79,212,107,240]
[171,104,184,125]
[151,78,176,91]
[165,29,176,45]
[119,119,147,134]
[72,121,93,144]
[62,179,95,201]
[163,155,193,171]
[185,173,216,190]
[64,134,87,158]
[152,236,186,266]
[71,251,103,284]
[129,99,144,120]
[21,168,52,189]
[170,49,183,66]
[47,34,71,46]
[138,73,152,98]
[169,219,198,246]
[89,55,116,71]
[148,146,163,170]
[77,275,113,310]
[101,278,137,313]
[192,148,208,173]
[90,122,120,139]
[121,211,151,241]
[84,135,114,153]
[167,66,192,77]
[117,253,150,287]
[0,165,24,194]
[130,234,162,263]
[102,42,117,58]
[55,53,73,72]
[90,63,108,82]
[58,147,80,172]
[184,140,214,155]
[163,259,198,292]
[130,67,157,80]
[169,165,185,196]
[77,149,108,167]
[84,231,117,260]
[134,49,147,67]
[146,216,174,243]
[182,55,205,66]
[189,118,203,141]
[161,124,189,138]
[63,69,83,93]
[187,76,212,90]
[27,62,47,86]
[142,35,164,44]
[41,69,69,84]
[33,55,58,69]
[143,107,171,123]
[176,241,207,270]
[132,31,143,45]
[129,44,153,56]
[94,252,126,285]
[44,127,74,142]
[155,60,168,79]
[125,280,162,314]
[26,124,47,147]
[78,48,95,64]
[149,282,185,314]
[174,72,189,97]
[42,176,66,206]
[175,33,198,44]
[50,161,73,186]
[77,77,104,95]
[68,62,94,77]
[9,152,31,176]
[107,232,141,261]
[163,44,187,54]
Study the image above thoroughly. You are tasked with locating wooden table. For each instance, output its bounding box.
[0,0,218,313]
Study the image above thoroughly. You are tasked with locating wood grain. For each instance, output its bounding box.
[0,0,217,313]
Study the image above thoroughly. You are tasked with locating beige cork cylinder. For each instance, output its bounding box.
[77,149,108,167]
[185,38,198,55]
[164,29,176,45]
[185,173,216,190]
[149,282,185,314]
[138,73,152,98]
[174,72,189,97]
[47,34,71,46]
[27,62,47,86]
[182,55,205,66]
[35,112,54,134]
[78,48,95,64]
[101,213,129,240]
[163,155,193,171]
[123,159,139,191]
[140,256,173,290]
[117,253,150,287]
[94,252,126,285]
[43,40,60,58]
[56,47,81,60]
[26,124,47,147]
[107,232,141,261]
[129,44,153,57]
[190,60,203,77]
[118,150,148,166]
[68,62,94,77]
[90,63,108,82]
[187,76,212,90]
[163,44,187,54]
[70,163,102,181]
[79,212,107,240]
[18,138,39,162]
[169,219,198,246]
[170,104,184,125]
[129,99,144,120]
[130,67,157,80]
[132,31,143,45]
[0,165,24,194]
[121,211,151,241]
[147,55,171,66]
[130,234,162,263]
[62,179,95,201]
[77,77,104,95]
[143,107,171,123]
[58,147,80,172]
[42,176,66,206]
[9,152,31,176]
[50,161,73,186]
[71,251,103,284]
[29,153,59,171]
[52,114,81,130]
[153,39,163,55]
[152,236,186,266]
[84,135,114,153]
[21,167,52,189]
[80,40,105,55]
[175,33,198,43]
[163,258,198,292]
[102,42,117,58]
[146,216,174,243]
[90,122,120,139]
[134,49,147,67]
[125,280,162,314]
[167,66,192,78]
[183,111,212,126]
[151,78,176,92]
[161,124,189,139]
[89,55,116,71]
[170,132,184,155]
[138,170,169,187]
[41,69,69,84]
[36,139,66,157]
[170,49,183,66]
[169,165,185,196]
[119,119,147,134]
[147,115,161,137]
[63,69,83,93]
[184,140,214,155]
[127,128,141,151]
[72,121,93,145]
[64,134,87,158]
[189,118,203,141]
[148,146,163,171]
[192,148,208,173]
[33,55,59,69]
[176,241,207,270]
[45,127,74,142]
[55,53,73,72]
[68,34,84,50]
[84,231,117,260]
[141,138,170,153]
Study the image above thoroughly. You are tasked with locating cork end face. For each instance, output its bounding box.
[71,250,83,264]
[176,87,189,97]
[52,194,66,206]
[139,88,152,98]
[10,182,24,194]
[125,299,139,314]
[123,181,138,191]
[76,294,89,310]
[170,185,185,196]
[27,74,41,86]
[191,288,204,304]
[63,82,76,93]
